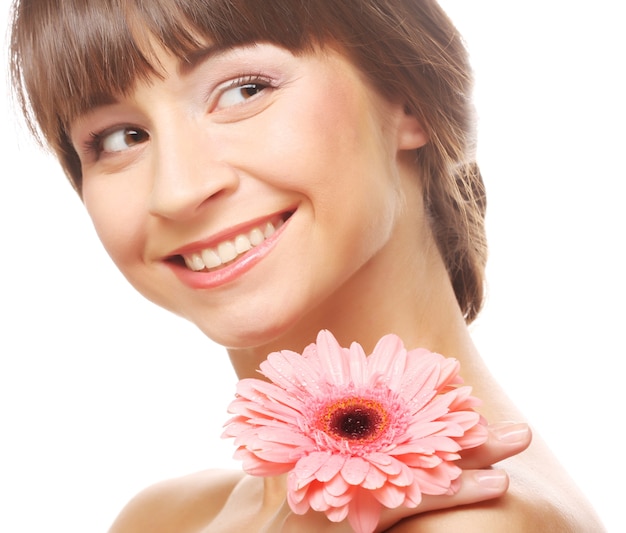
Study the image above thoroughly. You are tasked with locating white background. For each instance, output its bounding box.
[1,1,623,531]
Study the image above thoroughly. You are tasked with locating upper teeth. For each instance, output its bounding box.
[182,219,282,271]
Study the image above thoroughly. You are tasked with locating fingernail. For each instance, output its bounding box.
[491,422,530,443]
[474,469,508,491]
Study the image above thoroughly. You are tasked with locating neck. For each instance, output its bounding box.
[227,222,477,380]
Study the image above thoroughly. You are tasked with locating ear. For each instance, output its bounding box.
[396,106,428,150]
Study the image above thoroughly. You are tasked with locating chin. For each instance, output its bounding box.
[199,311,321,355]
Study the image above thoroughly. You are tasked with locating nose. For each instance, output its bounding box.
[148,123,239,220]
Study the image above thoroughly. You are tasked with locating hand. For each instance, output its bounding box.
[267,421,532,533]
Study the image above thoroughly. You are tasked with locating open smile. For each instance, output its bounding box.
[172,211,292,273]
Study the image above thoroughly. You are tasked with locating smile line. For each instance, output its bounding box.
[180,214,288,272]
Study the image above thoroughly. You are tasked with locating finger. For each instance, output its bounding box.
[456,421,532,469]
[279,468,510,533]
[374,468,509,531]
[415,468,509,513]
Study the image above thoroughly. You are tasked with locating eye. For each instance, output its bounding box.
[99,127,150,153]
[214,77,272,110]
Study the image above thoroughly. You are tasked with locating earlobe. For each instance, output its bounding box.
[397,107,429,150]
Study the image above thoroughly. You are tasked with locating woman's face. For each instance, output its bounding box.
[70,43,428,349]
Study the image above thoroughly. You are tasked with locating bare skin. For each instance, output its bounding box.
[107,401,601,532]
[106,187,603,531]
[67,44,603,532]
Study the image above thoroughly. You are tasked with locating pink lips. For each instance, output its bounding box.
[165,212,291,289]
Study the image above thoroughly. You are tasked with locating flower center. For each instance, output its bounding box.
[320,397,389,443]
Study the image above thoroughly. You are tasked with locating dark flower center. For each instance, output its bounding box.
[320,397,388,443]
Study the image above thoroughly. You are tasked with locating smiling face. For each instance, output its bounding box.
[69,43,430,350]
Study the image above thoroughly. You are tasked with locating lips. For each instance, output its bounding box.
[172,213,290,273]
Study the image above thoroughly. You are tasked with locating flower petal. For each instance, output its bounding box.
[367,453,403,476]
[404,479,423,507]
[372,482,405,508]
[412,463,462,495]
[323,484,354,508]
[361,464,388,490]
[261,350,321,393]
[308,483,331,512]
[316,453,346,482]
[315,330,350,384]
[341,456,370,485]
[348,342,368,386]
[388,461,414,487]
[325,503,350,523]
[287,477,312,515]
[294,452,332,479]
[366,334,407,390]
[347,490,383,533]
[324,471,351,497]
[224,329,487,533]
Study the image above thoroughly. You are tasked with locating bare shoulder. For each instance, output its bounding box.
[389,489,588,533]
[107,469,244,533]
[389,452,605,533]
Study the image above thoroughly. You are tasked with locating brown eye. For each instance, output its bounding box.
[215,80,269,110]
[101,127,149,153]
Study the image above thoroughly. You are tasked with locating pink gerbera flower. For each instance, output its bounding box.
[222,330,487,533]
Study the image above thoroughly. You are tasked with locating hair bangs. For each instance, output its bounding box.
[13,0,324,140]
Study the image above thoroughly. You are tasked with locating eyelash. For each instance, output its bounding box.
[212,73,276,109]
[79,74,276,159]
[82,126,146,161]
[84,131,107,156]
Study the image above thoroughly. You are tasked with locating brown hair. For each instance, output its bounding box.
[10,0,487,322]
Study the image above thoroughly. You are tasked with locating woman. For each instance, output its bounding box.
[9,0,604,531]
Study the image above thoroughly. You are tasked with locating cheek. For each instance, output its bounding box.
[82,180,147,270]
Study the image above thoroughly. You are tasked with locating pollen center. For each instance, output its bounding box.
[320,397,388,442]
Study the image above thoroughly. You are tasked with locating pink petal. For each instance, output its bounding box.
[252,399,303,420]
[372,482,405,508]
[254,426,313,448]
[347,490,382,533]
[367,453,403,476]
[435,357,463,390]
[287,469,316,494]
[287,483,312,515]
[308,483,331,512]
[455,423,488,448]
[404,480,423,507]
[388,462,414,487]
[234,379,300,413]
[323,484,354,508]
[325,504,349,523]
[315,453,346,482]
[361,464,388,490]
[348,342,368,386]
[238,451,293,476]
[399,352,442,399]
[367,334,407,390]
[224,328,489,528]
[400,420,448,442]
[395,452,443,469]
[341,456,370,485]
[324,471,350,497]
[409,393,454,423]
[396,435,460,455]
[250,446,306,464]
[412,463,462,495]
[439,409,481,431]
[261,350,321,393]
[315,330,350,384]
[294,452,332,479]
